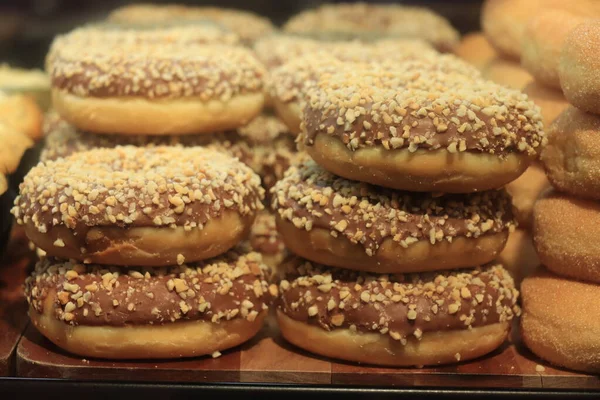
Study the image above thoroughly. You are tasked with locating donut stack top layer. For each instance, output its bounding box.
[272,160,514,256]
[107,4,276,44]
[254,36,436,70]
[48,41,265,101]
[26,246,274,326]
[278,257,520,338]
[282,2,459,52]
[302,61,545,158]
[12,146,264,234]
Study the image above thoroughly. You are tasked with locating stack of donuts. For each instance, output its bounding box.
[268,25,545,364]
[521,20,600,374]
[10,9,291,359]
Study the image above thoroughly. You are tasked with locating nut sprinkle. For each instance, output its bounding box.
[271,160,514,256]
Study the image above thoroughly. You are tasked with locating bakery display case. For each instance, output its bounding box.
[1,1,599,398]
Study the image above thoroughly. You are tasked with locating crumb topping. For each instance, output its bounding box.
[12,146,264,234]
[48,40,265,99]
[278,256,520,339]
[25,245,274,326]
[271,160,514,255]
[283,3,459,51]
[303,60,545,156]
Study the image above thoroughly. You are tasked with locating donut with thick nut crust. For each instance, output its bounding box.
[533,191,600,284]
[521,268,600,373]
[48,40,265,135]
[41,113,303,194]
[505,163,550,229]
[522,81,569,128]
[108,4,275,45]
[282,3,459,52]
[12,146,264,266]
[303,61,544,192]
[541,106,600,200]
[268,43,441,134]
[559,21,600,115]
[271,160,514,273]
[25,248,274,359]
[277,256,519,366]
[521,10,585,90]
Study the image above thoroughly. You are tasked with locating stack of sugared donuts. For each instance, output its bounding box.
[270,54,545,366]
[10,15,287,360]
[522,21,600,374]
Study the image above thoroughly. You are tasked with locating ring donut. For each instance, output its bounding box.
[533,190,600,284]
[271,160,515,273]
[12,146,264,266]
[268,42,440,134]
[302,60,544,192]
[282,3,459,52]
[48,38,265,135]
[541,106,600,200]
[25,247,275,359]
[521,268,600,373]
[277,256,520,367]
[108,4,275,45]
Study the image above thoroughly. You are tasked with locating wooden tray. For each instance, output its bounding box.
[15,315,600,390]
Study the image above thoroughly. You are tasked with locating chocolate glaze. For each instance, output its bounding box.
[26,248,274,326]
[278,256,520,338]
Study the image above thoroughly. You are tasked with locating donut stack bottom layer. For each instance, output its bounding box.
[18,16,280,359]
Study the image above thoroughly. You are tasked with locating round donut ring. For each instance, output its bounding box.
[48,38,265,135]
[521,268,600,373]
[25,248,274,359]
[302,60,544,192]
[277,256,520,367]
[12,146,264,266]
[271,160,515,273]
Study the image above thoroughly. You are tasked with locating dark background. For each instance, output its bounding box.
[0,0,484,68]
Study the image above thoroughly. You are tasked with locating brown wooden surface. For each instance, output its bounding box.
[14,316,600,389]
[4,226,600,389]
[0,226,32,376]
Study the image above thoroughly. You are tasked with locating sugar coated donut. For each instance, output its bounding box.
[454,32,498,70]
[271,160,515,273]
[498,229,539,286]
[481,0,596,60]
[25,248,275,359]
[268,41,439,134]
[522,81,569,127]
[521,10,585,90]
[108,4,275,44]
[12,146,264,266]
[521,268,600,373]
[48,39,265,135]
[277,256,519,367]
[303,60,544,192]
[559,21,600,115]
[481,58,532,90]
[533,190,600,284]
[505,163,550,229]
[541,106,600,200]
[282,3,459,52]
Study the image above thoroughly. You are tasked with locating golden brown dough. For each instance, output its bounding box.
[521,268,600,373]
